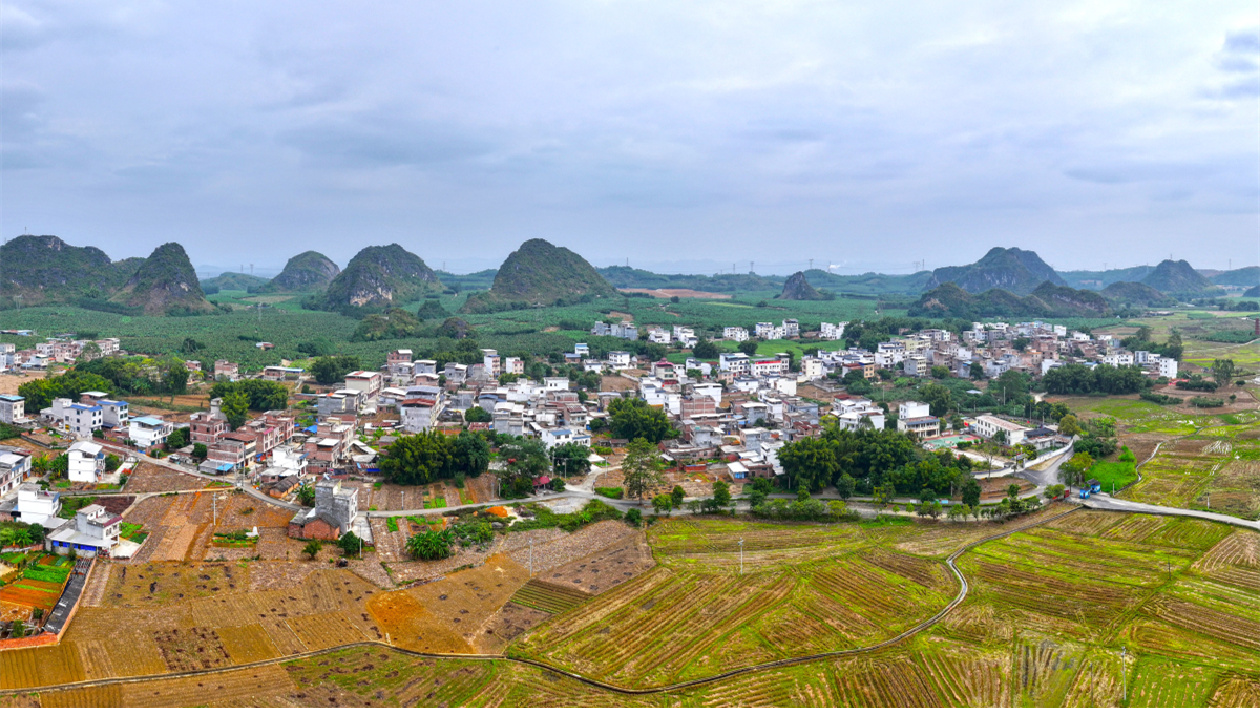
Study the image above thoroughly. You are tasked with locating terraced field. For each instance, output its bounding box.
[510,518,959,687]
[6,510,1260,706]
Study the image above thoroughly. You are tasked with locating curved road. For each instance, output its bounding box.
[0,506,1082,699]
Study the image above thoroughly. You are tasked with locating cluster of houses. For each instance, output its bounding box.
[1,483,126,558]
[0,337,121,372]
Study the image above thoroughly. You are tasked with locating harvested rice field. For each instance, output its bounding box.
[5,505,1260,707]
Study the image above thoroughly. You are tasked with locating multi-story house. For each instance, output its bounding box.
[0,394,24,424]
[129,416,173,449]
[43,398,103,439]
[66,441,106,483]
[47,504,121,557]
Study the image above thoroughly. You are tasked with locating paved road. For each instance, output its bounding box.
[1078,494,1260,532]
[99,442,302,511]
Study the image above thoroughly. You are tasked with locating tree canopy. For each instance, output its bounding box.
[608,397,677,443]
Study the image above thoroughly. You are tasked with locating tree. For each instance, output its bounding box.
[969,361,985,379]
[1212,359,1236,386]
[652,494,674,516]
[310,355,360,385]
[961,478,981,508]
[222,390,249,430]
[550,443,592,478]
[464,406,492,423]
[737,340,759,356]
[405,528,455,560]
[302,540,322,560]
[622,439,665,501]
[872,485,895,513]
[296,484,315,507]
[930,365,950,379]
[921,382,953,418]
[836,474,856,500]
[191,443,208,462]
[713,481,732,509]
[692,339,719,359]
[993,430,1007,446]
[608,398,676,443]
[162,362,189,397]
[671,485,686,507]
[337,531,362,557]
[1058,414,1083,438]
[450,431,490,478]
[381,432,453,485]
[625,508,643,526]
[1007,483,1021,500]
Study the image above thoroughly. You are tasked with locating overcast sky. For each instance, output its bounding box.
[2,1,1257,276]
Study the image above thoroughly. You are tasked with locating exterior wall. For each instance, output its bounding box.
[289,518,339,541]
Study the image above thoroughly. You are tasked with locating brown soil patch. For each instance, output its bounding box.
[537,528,654,595]
[619,288,732,299]
[368,553,530,653]
[0,371,44,396]
[124,462,212,493]
[474,601,552,653]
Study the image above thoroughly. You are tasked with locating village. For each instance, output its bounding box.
[0,312,1239,655]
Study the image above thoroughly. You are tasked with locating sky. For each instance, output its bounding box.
[2,1,1257,277]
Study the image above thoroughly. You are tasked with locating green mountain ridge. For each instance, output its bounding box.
[777,271,825,300]
[110,243,215,315]
[924,247,1065,295]
[909,281,1112,319]
[462,239,614,313]
[1099,281,1177,309]
[1141,259,1217,294]
[1210,266,1260,288]
[261,251,341,292]
[314,244,441,312]
[200,272,270,294]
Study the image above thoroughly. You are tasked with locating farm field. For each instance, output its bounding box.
[4,510,1260,706]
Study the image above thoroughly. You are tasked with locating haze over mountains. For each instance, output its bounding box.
[1,235,1255,318]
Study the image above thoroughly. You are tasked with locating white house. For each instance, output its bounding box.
[539,427,591,449]
[608,351,633,370]
[647,328,671,344]
[723,327,749,342]
[0,450,31,494]
[13,482,61,526]
[0,394,24,424]
[259,445,308,481]
[129,416,173,449]
[970,415,1030,445]
[1158,358,1178,378]
[819,322,847,340]
[66,440,106,483]
[755,322,776,339]
[46,503,121,557]
[781,319,800,338]
[44,398,103,439]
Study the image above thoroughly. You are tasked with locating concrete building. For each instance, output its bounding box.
[129,416,173,449]
[288,479,358,541]
[66,440,106,483]
[970,415,1030,445]
[46,503,121,557]
[11,483,61,526]
[43,398,102,439]
[0,394,25,424]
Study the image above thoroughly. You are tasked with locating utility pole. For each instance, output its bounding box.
[528,538,533,577]
[738,538,744,575]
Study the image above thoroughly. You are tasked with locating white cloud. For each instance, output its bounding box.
[0,0,1256,272]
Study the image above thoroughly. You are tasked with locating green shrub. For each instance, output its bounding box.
[594,486,624,500]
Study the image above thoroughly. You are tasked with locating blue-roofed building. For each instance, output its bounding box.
[42,398,103,438]
[129,416,173,449]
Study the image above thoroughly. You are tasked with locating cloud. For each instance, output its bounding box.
[279,113,497,168]
[1,1,1257,271]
